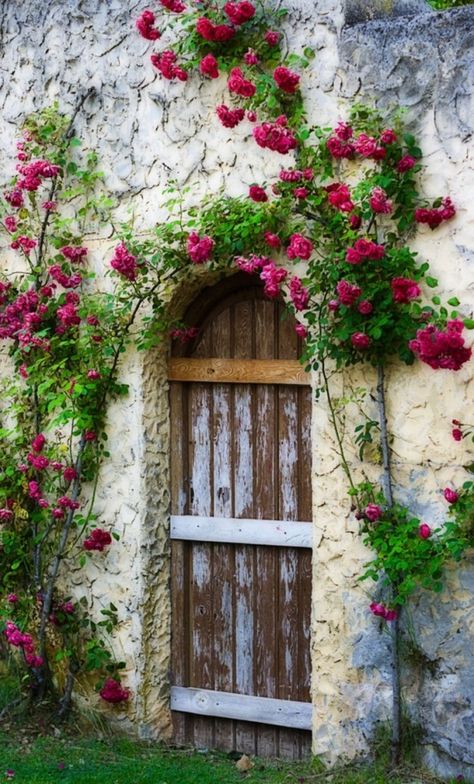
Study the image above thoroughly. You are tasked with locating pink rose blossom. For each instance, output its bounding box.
[409,320,471,371]
[110,242,138,281]
[196,18,234,42]
[60,246,88,262]
[365,503,382,522]
[264,30,280,46]
[135,10,161,40]
[32,433,46,452]
[87,370,101,380]
[151,50,188,81]
[419,522,431,539]
[4,189,24,208]
[354,133,386,160]
[216,105,245,128]
[263,232,280,248]
[443,487,459,504]
[84,528,113,552]
[224,1,255,24]
[187,232,214,264]
[370,602,397,621]
[286,233,313,261]
[273,66,300,94]
[63,467,78,483]
[249,185,268,202]
[253,120,297,155]
[415,197,455,229]
[199,54,219,79]
[335,122,353,140]
[326,136,355,159]
[170,326,199,343]
[279,169,303,182]
[452,428,463,442]
[4,215,18,233]
[369,186,393,214]
[295,323,308,339]
[327,183,354,213]
[260,263,287,299]
[391,277,421,303]
[235,254,270,274]
[397,155,416,173]
[380,128,397,144]
[293,187,309,200]
[159,0,186,11]
[99,677,129,703]
[336,280,361,306]
[351,332,371,350]
[228,67,256,98]
[289,276,309,311]
[244,49,259,66]
[10,236,37,254]
[358,300,373,315]
[345,238,385,264]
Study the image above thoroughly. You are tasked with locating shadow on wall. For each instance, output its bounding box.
[339,2,474,161]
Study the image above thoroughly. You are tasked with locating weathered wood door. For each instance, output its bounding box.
[169,278,312,759]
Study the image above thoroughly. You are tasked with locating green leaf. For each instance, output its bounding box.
[447,297,460,306]
[463,318,474,329]
[425,276,438,288]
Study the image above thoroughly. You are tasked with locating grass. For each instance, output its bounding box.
[0,665,456,784]
[0,733,456,784]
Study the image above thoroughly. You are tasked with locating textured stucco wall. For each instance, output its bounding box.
[1,0,473,777]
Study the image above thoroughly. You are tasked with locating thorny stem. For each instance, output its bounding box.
[36,87,96,276]
[376,362,401,768]
[34,275,164,699]
[320,358,356,493]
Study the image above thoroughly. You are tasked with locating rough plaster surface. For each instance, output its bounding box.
[0,0,473,777]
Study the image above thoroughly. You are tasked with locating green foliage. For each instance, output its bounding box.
[427,0,473,8]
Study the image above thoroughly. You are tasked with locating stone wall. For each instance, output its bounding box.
[1,0,473,778]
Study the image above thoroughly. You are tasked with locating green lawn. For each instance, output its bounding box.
[0,732,457,784]
[0,669,455,784]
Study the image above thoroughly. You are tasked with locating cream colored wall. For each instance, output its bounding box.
[1,0,473,774]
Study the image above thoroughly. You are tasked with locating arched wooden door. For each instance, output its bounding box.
[168,276,313,759]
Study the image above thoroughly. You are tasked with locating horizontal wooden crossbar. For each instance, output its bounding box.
[168,358,310,385]
[170,515,312,548]
[171,687,312,730]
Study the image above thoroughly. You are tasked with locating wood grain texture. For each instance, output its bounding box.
[168,358,310,386]
[170,516,313,548]
[169,284,312,759]
[171,687,312,730]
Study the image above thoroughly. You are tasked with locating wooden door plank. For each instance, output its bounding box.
[170,515,313,548]
[254,299,279,757]
[189,382,215,750]
[169,382,188,744]
[168,357,310,386]
[170,687,312,730]
[211,307,235,751]
[278,317,304,759]
[232,300,257,756]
